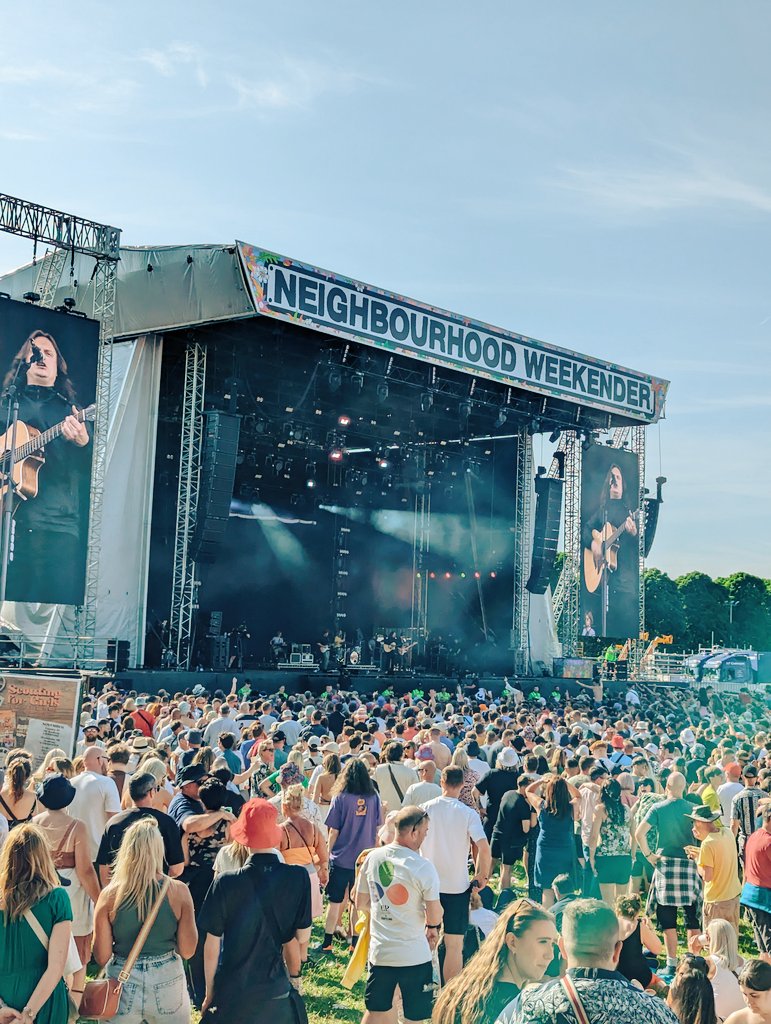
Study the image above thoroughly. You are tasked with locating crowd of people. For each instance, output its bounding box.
[0,676,769,1023]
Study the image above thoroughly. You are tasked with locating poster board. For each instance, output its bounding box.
[0,673,80,766]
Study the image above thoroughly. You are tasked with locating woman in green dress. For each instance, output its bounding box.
[0,822,73,1024]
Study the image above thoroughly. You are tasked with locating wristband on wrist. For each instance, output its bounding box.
[425,923,441,930]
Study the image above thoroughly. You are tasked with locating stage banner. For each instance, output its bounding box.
[579,445,640,640]
[0,672,80,765]
[237,242,668,424]
[0,298,99,605]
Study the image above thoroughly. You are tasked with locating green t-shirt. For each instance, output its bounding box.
[644,798,694,857]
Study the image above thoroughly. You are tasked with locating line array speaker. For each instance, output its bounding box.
[189,411,241,563]
[526,476,563,594]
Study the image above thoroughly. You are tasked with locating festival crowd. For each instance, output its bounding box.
[0,677,770,1024]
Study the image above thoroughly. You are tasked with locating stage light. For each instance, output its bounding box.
[377,457,390,469]
[328,368,342,392]
[328,448,344,462]
[459,400,472,425]
[22,291,41,303]
[376,382,389,403]
[338,414,351,427]
[420,392,433,413]
[429,571,436,579]
[444,571,452,579]
[495,407,508,428]
[460,572,467,579]
[351,372,364,393]
[474,571,481,579]
[490,571,497,578]
[549,428,561,443]
[306,478,316,489]
[416,572,421,579]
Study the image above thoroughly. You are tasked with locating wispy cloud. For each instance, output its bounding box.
[137,42,208,88]
[555,160,771,216]
[229,58,369,113]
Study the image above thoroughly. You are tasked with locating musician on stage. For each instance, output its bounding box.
[3,330,91,605]
[317,629,331,672]
[581,461,638,638]
[269,629,286,665]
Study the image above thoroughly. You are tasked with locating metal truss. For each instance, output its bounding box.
[34,249,69,306]
[555,431,581,654]
[0,193,120,259]
[610,426,631,449]
[332,513,352,627]
[632,425,646,645]
[511,425,533,674]
[169,339,206,669]
[410,451,430,649]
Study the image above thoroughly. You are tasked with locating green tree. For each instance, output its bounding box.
[644,568,686,642]
[676,571,729,649]
[715,572,771,650]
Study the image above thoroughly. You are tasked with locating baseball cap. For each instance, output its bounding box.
[230,798,282,849]
[743,764,759,777]
[176,764,209,786]
[307,736,321,750]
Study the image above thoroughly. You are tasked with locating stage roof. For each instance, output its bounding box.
[0,241,668,425]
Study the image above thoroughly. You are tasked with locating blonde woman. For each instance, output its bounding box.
[433,898,557,1024]
[93,819,197,1024]
[0,823,73,1024]
[279,783,328,967]
[309,753,341,820]
[451,746,480,810]
[32,749,68,787]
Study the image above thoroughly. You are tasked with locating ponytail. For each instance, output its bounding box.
[9,757,30,802]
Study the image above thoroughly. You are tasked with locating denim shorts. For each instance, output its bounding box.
[106,951,190,1024]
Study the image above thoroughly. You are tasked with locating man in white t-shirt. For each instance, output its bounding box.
[356,804,442,1024]
[420,766,491,981]
[403,761,442,808]
[69,745,122,859]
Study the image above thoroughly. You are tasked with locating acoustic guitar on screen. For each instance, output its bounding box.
[583,508,639,594]
[0,405,95,506]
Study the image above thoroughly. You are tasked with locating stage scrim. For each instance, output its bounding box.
[580,445,640,639]
[0,298,98,605]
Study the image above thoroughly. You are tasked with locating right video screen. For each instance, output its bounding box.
[580,444,640,640]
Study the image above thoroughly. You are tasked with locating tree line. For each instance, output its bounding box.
[643,569,771,652]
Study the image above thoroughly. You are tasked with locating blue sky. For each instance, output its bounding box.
[1,2,769,579]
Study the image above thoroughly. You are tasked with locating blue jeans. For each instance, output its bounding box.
[106,951,190,1024]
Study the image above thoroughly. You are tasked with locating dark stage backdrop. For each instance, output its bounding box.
[0,298,98,605]
[579,444,640,639]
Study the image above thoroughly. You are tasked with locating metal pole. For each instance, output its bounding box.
[0,364,28,603]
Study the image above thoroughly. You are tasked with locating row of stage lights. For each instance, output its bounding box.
[417,571,498,579]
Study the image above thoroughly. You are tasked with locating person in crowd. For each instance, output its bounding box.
[309,751,341,816]
[636,771,702,981]
[0,823,74,1024]
[475,748,522,844]
[732,764,765,860]
[741,803,771,958]
[96,772,185,885]
[420,765,491,981]
[725,959,771,1023]
[492,774,536,892]
[32,774,100,1004]
[198,799,312,1024]
[526,775,579,908]
[68,745,122,861]
[279,782,329,965]
[355,804,442,1024]
[0,751,37,829]
[167,764,234,841]
[451,747,481,810]
[588,778,633,905]
[718,764,745,828]
[202,703,241,747]
[403,759,442,808]
[690,918,746,1021]
[315,756,382,956]
[434,898,558,1024]
[107,744,132,800]
[666,959,718,1024]
[615,893,664,993]
[93,818,197,1024]
[629,776,665,894]
[701,767,724,815]
[685,804,742,934]
[374,741,419,813]
[497,898,680,1023]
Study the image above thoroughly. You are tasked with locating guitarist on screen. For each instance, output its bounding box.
[582,462,638,638]
[3,330,92,606]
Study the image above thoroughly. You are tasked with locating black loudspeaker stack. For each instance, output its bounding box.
[526,476,564,594]
[189,411,241,563]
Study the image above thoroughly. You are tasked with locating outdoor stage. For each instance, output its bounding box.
[0,203,669,679]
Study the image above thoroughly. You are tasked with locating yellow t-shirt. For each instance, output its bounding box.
[702,786,720,813]
[698,827,741,903]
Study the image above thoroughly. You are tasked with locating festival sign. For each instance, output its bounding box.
[0,673,80,766]
[237,243,668,424]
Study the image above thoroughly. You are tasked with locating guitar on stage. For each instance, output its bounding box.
[397,640,417,656]
[0,404,96,508]
[583,508,639,594]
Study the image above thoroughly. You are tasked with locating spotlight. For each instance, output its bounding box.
[351,372,364,393]
[495,406,508,429]
[337,414,351,428]
[63,297,76,310]
[444,571,452,579]
[549,428,561,443]
[429,571,436,579]
[328,368,342,392]
[377,458,390,469]
[328,448,344,462]
[306,478,317,489]
[490,571,497,578]
[459,400,472,425]
[22,291,41,303]
[460,572,467,579]
[420,392,433,413]
[474,571,481,579]
[376,382,389,403]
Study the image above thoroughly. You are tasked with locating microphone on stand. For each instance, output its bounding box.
[29,342,44,365]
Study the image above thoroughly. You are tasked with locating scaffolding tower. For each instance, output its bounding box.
[511,424,533,674]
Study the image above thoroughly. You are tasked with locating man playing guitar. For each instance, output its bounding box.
[3,330,92,605]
